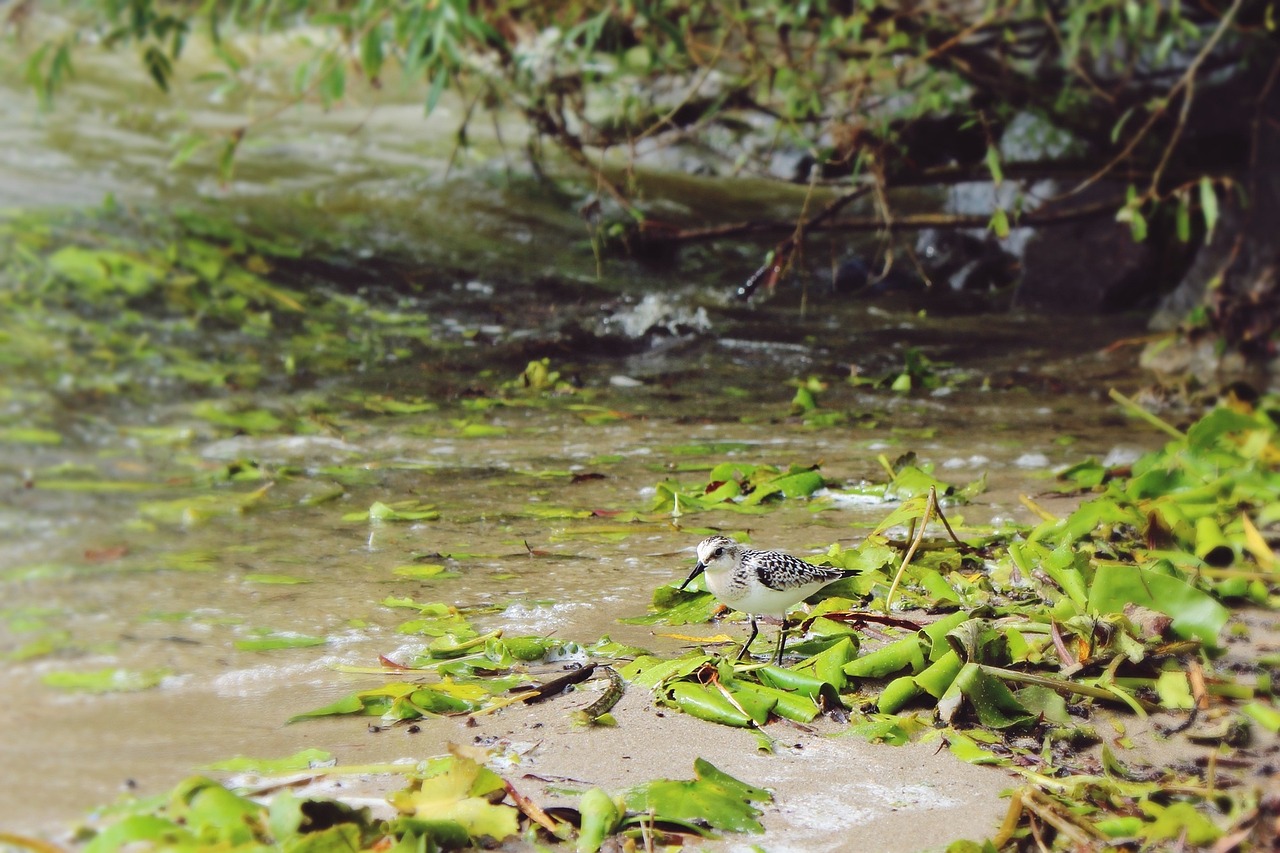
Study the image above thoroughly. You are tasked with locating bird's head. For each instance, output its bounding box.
[678,535,743,590]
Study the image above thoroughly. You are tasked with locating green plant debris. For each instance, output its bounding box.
[234,632,328,652]
[42,667,173,693]
[624,757,772,834]
[6,630,74,661]
[77,751,769,852]
[136,483,277,527]
[201,749,334,774]
[503,358,576,395]
[650,461,828,515]
[242,573,310,585]
[5,202,1277,853]
[615,398,1280,849]
[391,564,460,580]
[343,500,441,522]
[849,347,953,393]
[0,426,62,444]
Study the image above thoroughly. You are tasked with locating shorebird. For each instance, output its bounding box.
[678,535,854,665]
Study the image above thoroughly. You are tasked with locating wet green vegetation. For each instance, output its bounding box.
[1,203,1277,851]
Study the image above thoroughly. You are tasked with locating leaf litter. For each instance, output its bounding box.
[3,206,1277,850]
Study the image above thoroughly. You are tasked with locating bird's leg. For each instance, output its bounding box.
[736,617,759,661]
[774,617,789,666]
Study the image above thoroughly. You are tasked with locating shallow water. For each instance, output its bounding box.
[0,30,1167,848]
[0,320,1161,841]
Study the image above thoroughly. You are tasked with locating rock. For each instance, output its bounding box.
[1016,184,1156,312]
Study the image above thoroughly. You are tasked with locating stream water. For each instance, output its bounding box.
[0,32,1171,850]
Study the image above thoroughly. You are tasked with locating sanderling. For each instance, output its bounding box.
[678,535,854,664]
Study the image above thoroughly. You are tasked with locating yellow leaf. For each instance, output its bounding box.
[389,751,518,841]
[655,631,736,644]
[1240,513,1277,570]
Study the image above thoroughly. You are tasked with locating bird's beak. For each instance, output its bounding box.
[677,561,706,591]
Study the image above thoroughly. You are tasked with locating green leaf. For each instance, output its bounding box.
[320,60,345,105]
[1176,192,1191,242]
[215,133,241,183]
[47,245,166,296]
[883,466,953,501]
[202,748,333,773]
[288,693,368,722]
[616,654,712,688]
[624,760,770,833]
[576,788,620,853]
[83,815,192,853]
[731,679,820,722]
[234,633,327,651]
[243,573,310,585]
[360,28,385,79]
[0,427,62,444]
[1139,801,1222,846]
[1199,176,1219,242]
[1240,701,1280,732]
[989,207,1010,238]
[143,44,172,92]
[1088,564,1229,646]
[985,145,1004,184]
[388,753,520,841]
[1185,407,1261,450]
[168,133,209,170]
[844,634,925,679]
[946,663,1035,728]
[665,681,754,727]
[393,564,459,580]
[622,584,718,626]
[346,500,441,522]
[741,468,824,505]
[42,667,172,693]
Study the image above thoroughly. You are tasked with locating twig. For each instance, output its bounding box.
[1071,0,1244,198]
[519,663,598,704]
[671,195,1120,247]
[884,486,974,612]
[1108,388,1186,440]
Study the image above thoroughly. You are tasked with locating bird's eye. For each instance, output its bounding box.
[711,547,723,559]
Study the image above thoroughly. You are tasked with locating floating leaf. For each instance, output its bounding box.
[234,633,327,651]
[202,749,333,773]
[1088,563,1229,646]
[0,427,62,444]
[344,500,441,522]
[43,667,172,693]
[393,564,459,580]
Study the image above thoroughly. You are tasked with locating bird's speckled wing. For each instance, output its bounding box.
[746,549,848,591]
